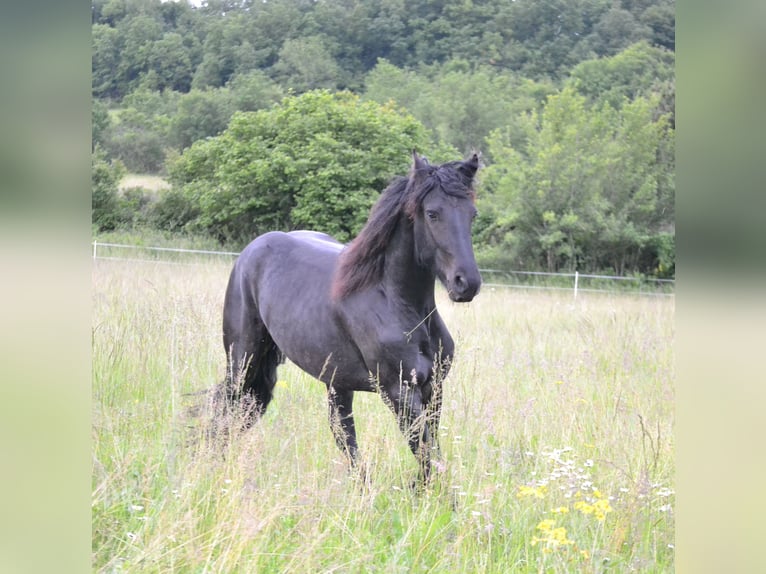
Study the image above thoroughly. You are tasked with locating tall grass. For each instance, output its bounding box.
[92,260,674,573]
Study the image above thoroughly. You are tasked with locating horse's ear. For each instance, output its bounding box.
[409,150,431,185]
[459,151,481,179]
[411,150,429,172]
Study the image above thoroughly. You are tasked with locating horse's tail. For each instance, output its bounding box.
[225,333,284,425]
[188,332,283,446]
[219,261,285,429]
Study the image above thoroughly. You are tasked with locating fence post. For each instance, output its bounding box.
[574,270,579,299]
[93,240,97,260]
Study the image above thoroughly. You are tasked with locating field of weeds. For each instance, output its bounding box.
[92,259,674,572]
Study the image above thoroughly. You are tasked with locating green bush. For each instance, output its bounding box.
[168,90,451,245]
[105,127,166,174]
[92,147,126,231]
[115,187,154,229]
[148,186,202,233]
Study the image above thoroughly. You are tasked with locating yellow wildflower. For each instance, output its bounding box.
[517,484,547,499]
[536,519,556,532]
[592,498,613,521]
[574,498,613,521]
[552,527,574,546]
[574,501,593,515]
[532,520,575,548]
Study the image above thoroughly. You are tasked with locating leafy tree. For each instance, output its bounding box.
[363,59,555,157]
[92,99,112,151]
[148,32,194,92]
[190,13,257,89]
[96,0,128,26]
[500,0,612,80]
[106,125,166,174]
[405,0,546,70]
[568,41,674,109]
[116,14,164,95]
[640,1,675,51]
[170,88,234,150]
[362,0,413,67]
[92,23,122,99]
[104,89,179,172]
[479,88,674,275]
[148,187,201,233]
[583,6,651,58]
[168,90,446,244]
[247,0,308,70]
[272,36,343,93]
[226,70,284,112]
[92,146,126,231]
[306,0,375,85]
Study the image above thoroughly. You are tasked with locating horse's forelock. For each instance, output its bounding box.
[404,163,476,217]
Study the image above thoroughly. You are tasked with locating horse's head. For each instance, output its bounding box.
[406,151,482,302]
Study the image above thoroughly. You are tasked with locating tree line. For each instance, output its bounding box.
[92,0,674,278]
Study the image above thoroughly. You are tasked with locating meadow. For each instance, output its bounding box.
[92,258,674,573]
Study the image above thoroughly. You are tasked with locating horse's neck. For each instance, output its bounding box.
[382,217,435,308]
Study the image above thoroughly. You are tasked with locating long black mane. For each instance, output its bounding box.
[331,175,408,300]
[332,158,477,300]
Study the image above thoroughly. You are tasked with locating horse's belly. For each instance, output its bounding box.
[273,327,373,390]
[244,232,374,391]
[258,287,372,390]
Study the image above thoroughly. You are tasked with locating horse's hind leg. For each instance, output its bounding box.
[222,278,282,429]
[327,387,358,464]
[223,330,282,429]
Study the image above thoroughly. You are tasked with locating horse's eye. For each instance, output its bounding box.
[426,210,439,221]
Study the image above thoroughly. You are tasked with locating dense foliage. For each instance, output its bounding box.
[165,91,440,244]
[91,146,125,230]
[92,0,674,277]
[478,89,674,276]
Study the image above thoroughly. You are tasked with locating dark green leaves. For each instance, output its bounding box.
[168,91,439,245]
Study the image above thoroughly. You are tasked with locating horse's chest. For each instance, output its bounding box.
[377,327,437,384]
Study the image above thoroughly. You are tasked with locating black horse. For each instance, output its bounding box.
[220,152,481,482]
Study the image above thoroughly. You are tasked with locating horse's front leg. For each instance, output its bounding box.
[384,376,432,484]
[424,350,452,459]
[420,379,441,464]
[327,387,359,465]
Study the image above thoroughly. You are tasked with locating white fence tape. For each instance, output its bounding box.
[92,241,674,298]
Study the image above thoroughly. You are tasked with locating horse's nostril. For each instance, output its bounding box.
[450,269,480,301]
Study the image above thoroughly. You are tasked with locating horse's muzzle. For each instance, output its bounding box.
[449,269,481,302]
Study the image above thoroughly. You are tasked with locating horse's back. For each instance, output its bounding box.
[233,230,339,288]
[285,230,344,252]
[232,230,339,307]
